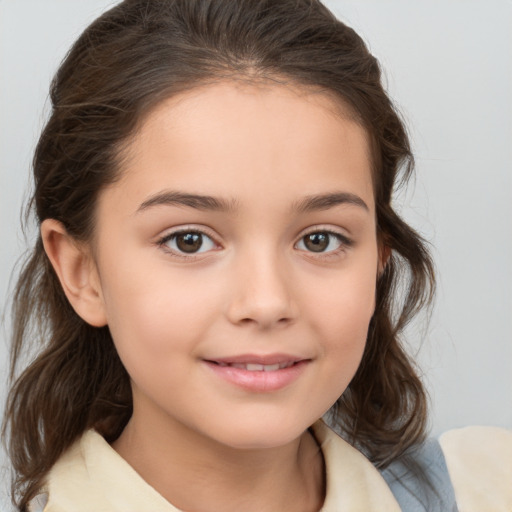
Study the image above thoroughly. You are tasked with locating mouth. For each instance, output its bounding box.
[203,355,310,392]
[204,353,307,370]
[209,361,298,371]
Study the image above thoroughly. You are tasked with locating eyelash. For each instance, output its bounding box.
[156,227,353,259]
[294,229,353,259]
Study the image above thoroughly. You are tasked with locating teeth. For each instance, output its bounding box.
[246,363,265,371]
[231,363,250,370]
[219,362,295,371]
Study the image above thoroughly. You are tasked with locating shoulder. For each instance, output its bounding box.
[380,426,512,512]
[28,431,110,512]
[29,429,176,512]
[380,437,458,512]
[315,421,459,511]
[440,425,512,512]
[319,421,512,512]
[312,421,402,511]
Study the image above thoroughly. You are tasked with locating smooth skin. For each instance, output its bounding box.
[42,81,383,512]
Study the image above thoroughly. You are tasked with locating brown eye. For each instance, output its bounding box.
[162,231,216,255]
[176,232,203,253]
[303,233,329,252]
[296,231,347,254]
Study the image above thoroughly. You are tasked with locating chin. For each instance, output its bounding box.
[207,416,315,451]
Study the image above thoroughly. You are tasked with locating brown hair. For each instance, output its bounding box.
[3,0,434,508]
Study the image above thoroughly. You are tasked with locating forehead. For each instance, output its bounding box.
[107,81,374,213]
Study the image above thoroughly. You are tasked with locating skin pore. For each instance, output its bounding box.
[42,81,381,511]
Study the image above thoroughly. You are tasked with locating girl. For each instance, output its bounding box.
[3,1,511,511]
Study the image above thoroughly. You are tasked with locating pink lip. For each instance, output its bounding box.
[203,354,310,393]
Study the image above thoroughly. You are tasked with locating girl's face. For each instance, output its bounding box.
[91,82,381,449]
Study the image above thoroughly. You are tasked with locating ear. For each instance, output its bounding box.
[41,219,107,327]
[377,243,391,277]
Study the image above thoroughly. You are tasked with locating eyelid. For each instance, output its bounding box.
[296,225,352,243]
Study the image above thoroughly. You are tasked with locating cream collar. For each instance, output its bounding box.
[37,421,400,511]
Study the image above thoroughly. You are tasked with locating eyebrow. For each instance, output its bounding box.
[137,191,238,213]
[293,192,369,213]
[136,190,369,214]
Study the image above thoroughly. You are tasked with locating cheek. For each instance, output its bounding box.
[99,261,223,361]
[308,265,376,337]
[303,259,377,380]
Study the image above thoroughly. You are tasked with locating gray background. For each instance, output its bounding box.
[1,0,511,509]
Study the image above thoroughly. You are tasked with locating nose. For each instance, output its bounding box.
[225,249,297,329]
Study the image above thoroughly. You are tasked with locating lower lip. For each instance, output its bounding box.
[204,361,309,392]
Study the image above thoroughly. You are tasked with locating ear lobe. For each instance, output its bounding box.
[41,219,107,327]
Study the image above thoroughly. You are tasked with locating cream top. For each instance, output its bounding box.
[29,422,512,512]
[439,425,512,512]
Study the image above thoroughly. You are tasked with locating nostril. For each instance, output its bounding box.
[233,315,293,328]
[225,273,297,327]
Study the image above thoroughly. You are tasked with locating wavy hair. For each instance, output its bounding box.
[3,0,434,508]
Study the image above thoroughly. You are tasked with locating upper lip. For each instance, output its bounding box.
[204,354,309,365]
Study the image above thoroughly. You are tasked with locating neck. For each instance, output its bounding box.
[112,409,325,512]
